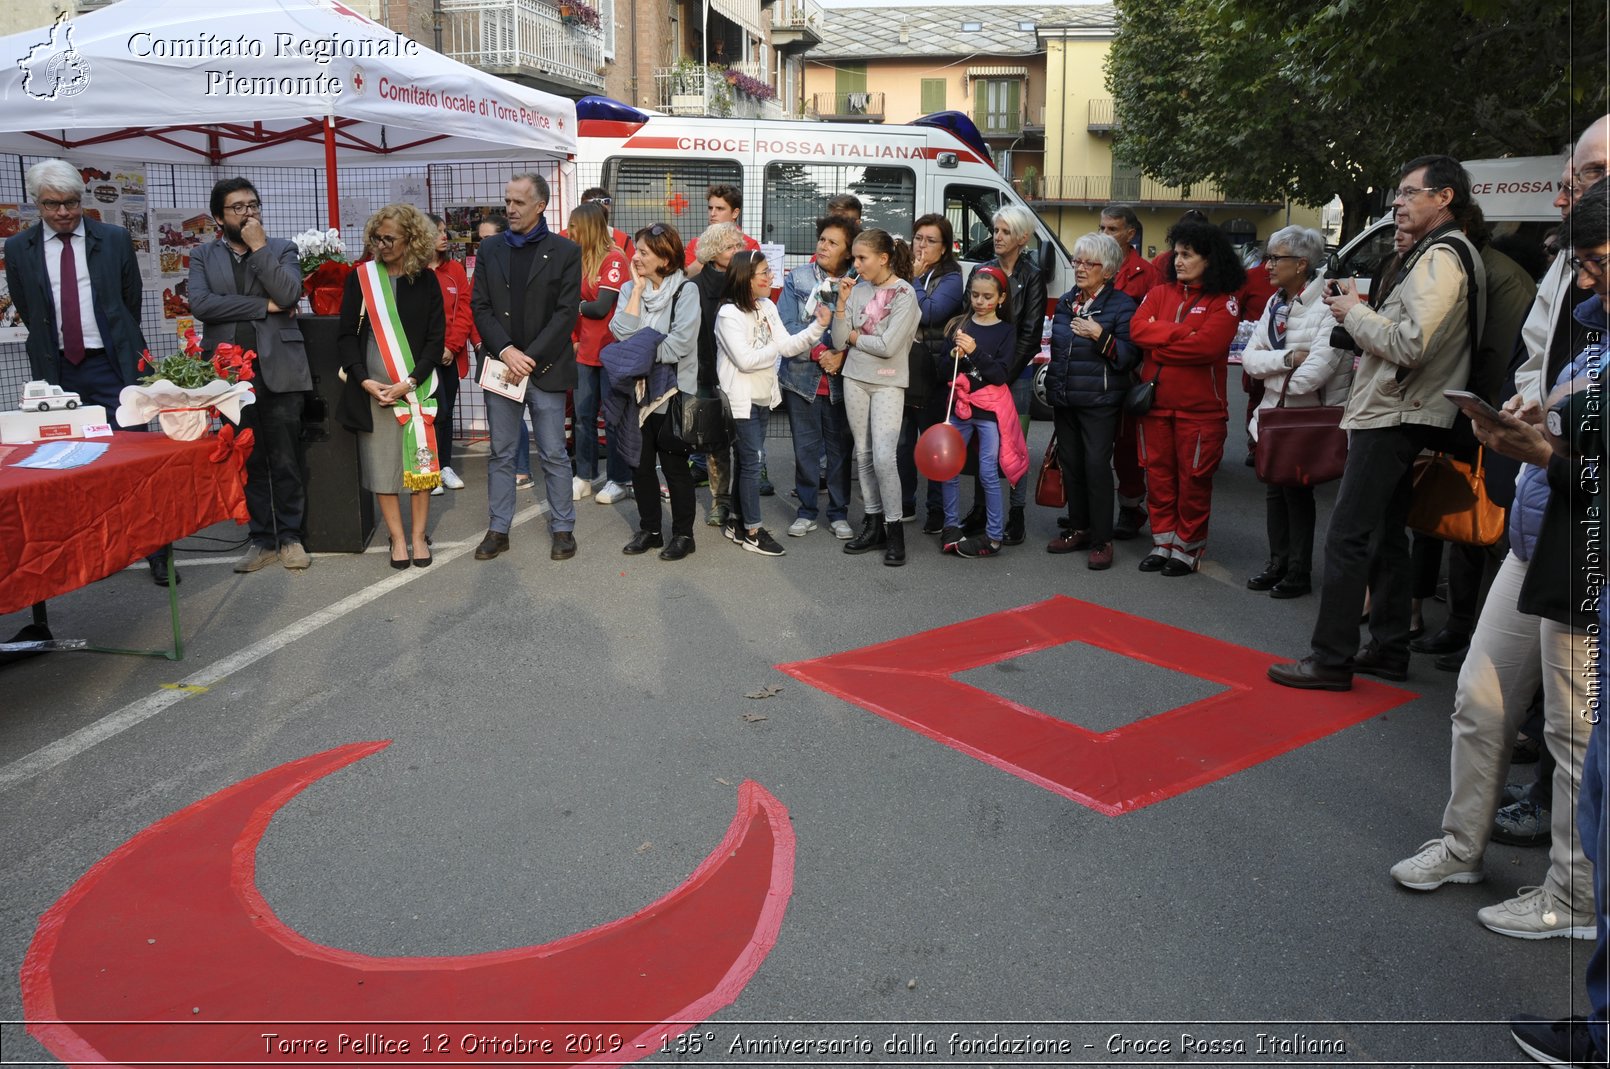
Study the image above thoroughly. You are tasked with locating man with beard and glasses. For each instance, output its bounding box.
[189,177,315,572]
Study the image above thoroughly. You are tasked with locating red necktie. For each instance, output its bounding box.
[58,232,86,366]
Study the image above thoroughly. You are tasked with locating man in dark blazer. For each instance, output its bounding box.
[469,171,582,561]
[189,178,315,573]
[4,158,175,586]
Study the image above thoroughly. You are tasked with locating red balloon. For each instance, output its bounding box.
[916,423,966,482]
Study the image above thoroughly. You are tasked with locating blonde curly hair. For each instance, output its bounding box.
[363,203,436,277]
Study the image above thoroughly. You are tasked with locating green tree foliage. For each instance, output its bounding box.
[1106,0,1605,238]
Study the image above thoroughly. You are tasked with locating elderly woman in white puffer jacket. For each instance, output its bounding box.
[1240,225,1354,600]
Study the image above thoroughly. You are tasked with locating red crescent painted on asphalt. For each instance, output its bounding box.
[780,596,1415,815]
[21,742,796,1068]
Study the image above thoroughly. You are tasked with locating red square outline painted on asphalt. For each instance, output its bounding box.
[778,595,1416,815]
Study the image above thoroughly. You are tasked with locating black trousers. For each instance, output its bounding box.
[435,365,460,470]
[1265,483,1317,577]
[898,389,947,516]
[1311,424,1441,668]
[238,382,308,548]
[633,411,696,538]
[1053,403,1120,543]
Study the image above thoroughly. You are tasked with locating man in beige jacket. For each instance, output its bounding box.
[1269,154,1484,691]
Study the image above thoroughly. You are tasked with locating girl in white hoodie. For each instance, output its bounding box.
[715,250,831,556]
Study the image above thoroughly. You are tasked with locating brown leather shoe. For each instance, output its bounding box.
[1267,657,1353,691]
[1087,542,1114,570]
[1047,529,1090,554]
[473,530,509,560]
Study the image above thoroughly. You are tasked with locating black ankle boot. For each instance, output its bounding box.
[883,520,906,566]
[961,503,986,535]
[844,513,887,554]
[1003,506,1025,545]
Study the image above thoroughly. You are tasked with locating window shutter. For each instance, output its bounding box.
[921,79,946,114]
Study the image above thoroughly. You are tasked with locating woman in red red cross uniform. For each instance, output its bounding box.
[1128,220,1247,576]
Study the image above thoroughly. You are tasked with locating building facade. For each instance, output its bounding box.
[805,4,1317,253]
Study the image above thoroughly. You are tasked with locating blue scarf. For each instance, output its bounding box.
[504,214,550,249]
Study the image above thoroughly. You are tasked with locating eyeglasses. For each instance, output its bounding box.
[646,223,668,237]
[1264,254,1303,264]
[584,195,613,206]
[372,234,401,247]
[38,198,80,212]
[223,201,261,216]
[1564,165,1608,197]
[1072,259,1105,269]
[1569,252,1607,275]
[912,233,943,244]
[1393,184,1447,200]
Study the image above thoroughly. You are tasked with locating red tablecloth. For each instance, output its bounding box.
[0,432,249,616]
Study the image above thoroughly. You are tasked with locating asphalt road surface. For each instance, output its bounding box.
[0,394,1592,1069]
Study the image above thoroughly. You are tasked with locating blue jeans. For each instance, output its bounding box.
[1583,718,1608,1057]
[732,406,770,531]
[783,389,850,522]
[487,386,573,534]
[942,417,1002,541]
[573,363,631,483]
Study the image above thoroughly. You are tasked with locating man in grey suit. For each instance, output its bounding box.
[3,158,174,586]
[188,178,314,571]
[469,171,582,561]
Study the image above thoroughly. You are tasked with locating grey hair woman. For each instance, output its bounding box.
[1239,224,1353,598]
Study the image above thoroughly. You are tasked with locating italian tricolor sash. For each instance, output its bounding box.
[358,261,440,491]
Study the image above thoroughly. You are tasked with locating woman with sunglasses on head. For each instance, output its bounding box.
[778,212,860,539]
[832,228,921,565]
[610,223,702,560]
[905,213,967,535]
[717,250,833,556]
[336,203,446,568]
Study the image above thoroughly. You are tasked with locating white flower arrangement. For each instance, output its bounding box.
[290,227,349,276]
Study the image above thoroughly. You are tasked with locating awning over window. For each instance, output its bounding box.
[967,65,1029,79]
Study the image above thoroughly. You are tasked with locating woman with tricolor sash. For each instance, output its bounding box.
[336,203,447,569]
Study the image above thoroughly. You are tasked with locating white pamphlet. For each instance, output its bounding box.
[477,357,528,402]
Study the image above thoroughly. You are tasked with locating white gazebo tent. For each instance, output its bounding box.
[0,0,578,225]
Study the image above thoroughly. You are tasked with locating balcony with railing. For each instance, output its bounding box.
[1087,98,1117,133]
[770,0,823,50]
[653,63,788,119]
[439,0,604,96]
[1031,173,1281,208]
[808,91,885,122]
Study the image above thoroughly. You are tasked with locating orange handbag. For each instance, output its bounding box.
[1407,446,1506,546]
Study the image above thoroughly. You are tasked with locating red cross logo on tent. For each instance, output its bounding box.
[667,192,689,215]
[350,69,364,93]
[780,596,1414,815]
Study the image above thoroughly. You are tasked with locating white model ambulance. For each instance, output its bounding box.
[571,97,1074,316]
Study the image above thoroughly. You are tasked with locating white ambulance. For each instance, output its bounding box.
[570,97,1074,316]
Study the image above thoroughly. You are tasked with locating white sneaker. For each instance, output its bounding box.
[830,519,853,540]
[596,480,630,504]
[1477,886,1596,940]
[440,466,465,490]
[430,484,444,496]
[1389,838,1483,891]
[572,475,594,500]
[788,517,818,537]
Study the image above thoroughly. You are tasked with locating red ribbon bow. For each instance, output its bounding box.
[209,424,255,465]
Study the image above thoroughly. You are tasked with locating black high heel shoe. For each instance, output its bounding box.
[389,539,411,570]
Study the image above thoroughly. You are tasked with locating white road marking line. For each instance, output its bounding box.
[0,503,550,794]
[119,540,480,570]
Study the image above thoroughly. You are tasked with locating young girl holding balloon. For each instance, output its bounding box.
[936,266,1021,557]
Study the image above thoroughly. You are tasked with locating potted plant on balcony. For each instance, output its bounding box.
[558,1,600,30]
[723,68,777,103]
[1020,165,1039,199]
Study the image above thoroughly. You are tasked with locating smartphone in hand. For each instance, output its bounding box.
[1444,389,1504,423]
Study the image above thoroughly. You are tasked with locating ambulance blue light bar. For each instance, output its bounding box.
[912,112,992,165]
